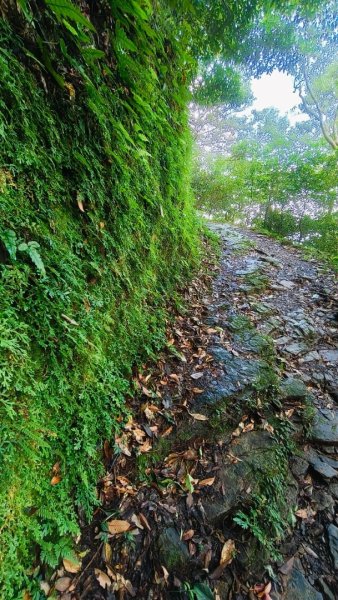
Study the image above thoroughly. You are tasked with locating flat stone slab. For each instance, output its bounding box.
[156,527,190,573]
[284,342,308,355]
[279,279,296,289]
[203,431,298,524]
[259,255,282,268]
[280,377,311,400]
[301,351,321,363]
[284,566,323,600]
[310,458,338,480]
[311,409,338,445]
[274,336,293,346]
[195,347,263,409]
[319,349,338,363]
[327,524,338,570]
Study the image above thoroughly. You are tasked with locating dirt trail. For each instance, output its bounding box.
[55,225,337,600]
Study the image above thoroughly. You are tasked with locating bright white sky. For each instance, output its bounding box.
[248,70,309,124]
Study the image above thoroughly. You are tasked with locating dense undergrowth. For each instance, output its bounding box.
[0,2,199,595]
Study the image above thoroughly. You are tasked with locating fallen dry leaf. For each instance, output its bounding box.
[198,477,215,487]
[77,196,85,212]
[210,539,235,580]
[253,581,272,599]
[131,514,144,529]
[220,539,235,567]
[189,412,208,421]
[295,507,316,520]
[182,529,195,541]
[55,577,72,592]
[115,436,131,457]
[63,557,81,573]
[192,387,204,394]
[112,572,136,596]
[162,565,169,582]
[139,512,151,530]
[95,568,111,589]
[186,492,193,508]
[103,542,112,564]
[162,426,173,437]
[169,373,180,383]
[182,449,198,460]
[139,439,152,453]
[50,475,61,485]
[142,386,154,398]
[107,519,130,534]
[39,581,50,595]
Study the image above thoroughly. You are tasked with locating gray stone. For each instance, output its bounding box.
[234,330,270,353]
[329,483,338,499]
[274,336,293,346]
[279,279,296,289]
[311,409,338,445]
[285,566,323,600]
[327,524,338,570]
[280,378,310,400]
[156,527,190,573]
[259,255,282,268]
[318,577,336,600]
[313,489,335,512]
[312,372,325,383]
[236,258,260,275]
[306,452,338,480]
[301,351,321,363]
[195,348,263,409]
[321,455,338,469]
[327,383,338,403]
[284,342,308,355]
[203,431,287,523]
[319,349,338,363]
[295,320,316,337]
[290,455,309,479]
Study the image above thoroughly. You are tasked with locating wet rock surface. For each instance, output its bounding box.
[311,409,338,445]
[284,565,323,600]
[203,431,281,523]
[69,225,337,600]
[327,524,338,570]
[156,527,191,573]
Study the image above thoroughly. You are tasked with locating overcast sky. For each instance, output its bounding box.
[249,70,309,124]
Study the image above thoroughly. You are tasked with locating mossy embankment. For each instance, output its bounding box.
[0,2,199,595]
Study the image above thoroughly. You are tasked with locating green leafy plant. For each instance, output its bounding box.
[181,581,214,600]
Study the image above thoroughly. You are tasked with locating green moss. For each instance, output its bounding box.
[136,437,172,482]
[228,314,253,332]
[0,4,199,596]
[243,271,270,292]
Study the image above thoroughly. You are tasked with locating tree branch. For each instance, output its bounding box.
[302,69,337,150]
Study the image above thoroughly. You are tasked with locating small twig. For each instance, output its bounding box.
[72,542,103,589]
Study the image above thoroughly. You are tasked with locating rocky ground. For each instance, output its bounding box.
[52,225,337,600]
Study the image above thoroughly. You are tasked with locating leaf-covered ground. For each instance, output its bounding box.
[51,225,337,600]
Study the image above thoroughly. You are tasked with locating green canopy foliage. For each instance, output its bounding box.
[193,110,338,264]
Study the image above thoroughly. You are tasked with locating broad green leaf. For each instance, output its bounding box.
[44,0,96,32]
[193,583,215,600]
[1,229,17,261]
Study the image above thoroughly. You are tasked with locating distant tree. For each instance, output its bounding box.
[236,1,338,148]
